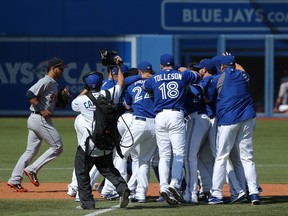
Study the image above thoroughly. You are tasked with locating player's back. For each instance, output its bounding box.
[216,68,256,125]
[126,79,155,118]
[144,69,199,114]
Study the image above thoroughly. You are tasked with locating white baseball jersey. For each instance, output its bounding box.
[71,85,122,157]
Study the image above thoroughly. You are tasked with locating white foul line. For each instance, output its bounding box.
[84,204,120,216]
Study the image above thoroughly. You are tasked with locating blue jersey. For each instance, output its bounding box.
[102,75,143,115]
[102,75,142,90]
[125,79,155,118]
[216,68,256,125]
[101,78,117,90]
[200,75,220,118]
[143,69,201,114]
[185,85,206,116]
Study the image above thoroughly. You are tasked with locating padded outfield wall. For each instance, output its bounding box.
[0,0,288,116]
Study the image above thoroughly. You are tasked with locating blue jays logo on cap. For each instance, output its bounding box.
[138,61,152,71]
[160,54,175,66]
[218,56,235,66]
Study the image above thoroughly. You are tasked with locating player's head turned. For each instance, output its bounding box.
[194,59,216,75]
[138,61,155,75]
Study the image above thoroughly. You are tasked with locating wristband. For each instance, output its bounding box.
[35,103,45,111]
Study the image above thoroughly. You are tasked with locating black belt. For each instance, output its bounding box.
[156,108,181,114]
[135,116,146,121]
[31,111,41,115]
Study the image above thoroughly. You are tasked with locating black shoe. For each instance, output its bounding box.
[168,185,185,203]
[160,190,179,205]
[120,189,130,208]
[24,169,39,186]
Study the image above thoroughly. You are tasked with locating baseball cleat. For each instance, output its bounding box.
[156,195,165,202]
[103,193,120,200]
[208,196,223,204]
[250,194,260,205]
[67,184,77,197]
[7,182,28,192]
[198,192,210,202]
[160,190,179,205]
[24,169,39,186]
[229,191,246,204]
[168,185,185,203]
[119,189,130,208]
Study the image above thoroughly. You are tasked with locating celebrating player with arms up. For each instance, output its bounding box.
[143,54,201,205]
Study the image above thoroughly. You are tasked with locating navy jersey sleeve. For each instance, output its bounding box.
[124,74,142,88]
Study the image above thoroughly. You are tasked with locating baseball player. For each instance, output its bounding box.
[143,54,201,205]
[7,57,67,192]
[191,57,248,204]
[72,56,130,210]
[208,55,260,205]
[120,61,157,202]
[211,55,252,203]
[100,65,142,200]
[182,59,213,204]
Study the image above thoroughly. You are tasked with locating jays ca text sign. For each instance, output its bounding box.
[161,0,288,31]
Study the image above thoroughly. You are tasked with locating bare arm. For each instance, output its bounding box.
[115,56,124,89]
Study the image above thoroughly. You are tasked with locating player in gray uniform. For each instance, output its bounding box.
[143,54,201,205]
[7,57,67,192]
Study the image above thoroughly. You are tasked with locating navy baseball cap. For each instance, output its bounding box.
[47,57,67,69]
[194,59,215,71]
[138,61,153,71]
[218,55,235,66]
[160,54,175,66]
[211,56,222,66]
[86,74,102,89]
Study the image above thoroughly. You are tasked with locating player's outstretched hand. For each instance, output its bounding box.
[114,56,123,66]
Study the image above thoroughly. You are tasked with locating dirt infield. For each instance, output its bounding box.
[0,182,287,199]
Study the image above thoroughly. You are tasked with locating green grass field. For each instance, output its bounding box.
[0,117,287,216]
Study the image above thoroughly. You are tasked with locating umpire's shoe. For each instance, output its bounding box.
[119,189,130,208]
[24,169,39,186]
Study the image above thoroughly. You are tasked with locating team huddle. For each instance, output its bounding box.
[7,53,261,210]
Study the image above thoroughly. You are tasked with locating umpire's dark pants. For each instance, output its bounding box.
[75,146,128,209]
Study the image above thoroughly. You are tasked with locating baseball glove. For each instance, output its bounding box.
[56,87,71,108]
